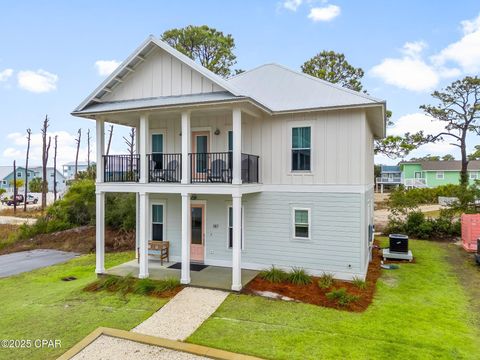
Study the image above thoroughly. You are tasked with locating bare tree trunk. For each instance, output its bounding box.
[41,116,50,210]
[123,127,136,175]
[460,131,469,188]
[53,135,58,201]
[23,128,31,212]
[74,129,81,179]
[13,160,17,214]
[106,125,114,156]
[87,129,91,170]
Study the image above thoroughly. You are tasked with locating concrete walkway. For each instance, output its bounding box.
[133,287,229,340]
[0,249,78,277]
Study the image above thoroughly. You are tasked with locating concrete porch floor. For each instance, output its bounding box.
[105,257,259,291]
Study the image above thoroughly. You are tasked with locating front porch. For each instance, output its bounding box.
[105,258,258,291]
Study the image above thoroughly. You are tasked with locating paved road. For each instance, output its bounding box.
[0,249,78,277]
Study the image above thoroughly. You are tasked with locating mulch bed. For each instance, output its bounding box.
[242,242,383,312]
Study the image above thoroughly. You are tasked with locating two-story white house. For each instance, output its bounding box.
[72,36,386,291]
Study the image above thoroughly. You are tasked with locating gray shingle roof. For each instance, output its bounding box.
[400,160,480,171]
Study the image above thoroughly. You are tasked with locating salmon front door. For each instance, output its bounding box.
[190,204,205,262]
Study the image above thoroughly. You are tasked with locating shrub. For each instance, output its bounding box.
[85,275,179,296]
[105,192,136,230]
[352,276,367,290]
[152,278,180,293]
[326,288,360,306]
[318,272,334,289]
[259,266,288,283]
[134,278,157,295]
[288,267,312,285]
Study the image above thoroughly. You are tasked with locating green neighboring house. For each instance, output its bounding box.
[399,160,480,188]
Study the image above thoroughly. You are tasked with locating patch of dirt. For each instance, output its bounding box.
[444,243,480,329]
[243,242,383,312]
[0,207,43,219]
[0,226,135,255]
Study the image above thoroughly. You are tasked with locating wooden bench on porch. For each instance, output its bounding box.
[138,240,170,266]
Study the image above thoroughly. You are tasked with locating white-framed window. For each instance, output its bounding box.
[293,208,311,239]
[151,131,165,170]
[414,171,422,179]
[436,171,444,180]
[227,205,244,250]
[17,172,22,178]
[470,171,478,180]
[291,126,311,171]
[151,203,165,241]
[2,180,6,185]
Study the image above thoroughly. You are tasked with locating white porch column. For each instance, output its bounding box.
[181,192,191,284]
[135,193,139,259]
[139,114,149,183]
[95,191,105,274]
[181,111,191,184]
[231,194,242,291]
[96,118,105,183]
[138,192,149,278]
[232,108,242,185]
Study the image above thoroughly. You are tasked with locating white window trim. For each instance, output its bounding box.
[292,207,311,240]
[288,122,313,174]
[436,171,444,180]
[17,172,22,178]
[469,171,478,180]
[227,204,245,250]
[149,129,167,154]
[150,200,166,241]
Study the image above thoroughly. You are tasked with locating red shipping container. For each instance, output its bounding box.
[461,214,480,252]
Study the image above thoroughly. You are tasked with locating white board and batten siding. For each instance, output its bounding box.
[261,109,372,186]
[102,47,225,102]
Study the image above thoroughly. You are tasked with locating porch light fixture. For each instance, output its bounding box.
[214,128,220,135]
[191,194,197,200]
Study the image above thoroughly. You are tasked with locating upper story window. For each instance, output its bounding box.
[17,172,22,178]
[292,127,311,171]
[151,134,164,169]
[436,171,444,180]
[470,171,478,180]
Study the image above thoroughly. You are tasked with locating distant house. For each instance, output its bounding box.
[62,161,89,180]
[376,165,403,192]
[0,166,35,191]
[399,160,480,188]
[0,166,66,193]
[30,167,67,192]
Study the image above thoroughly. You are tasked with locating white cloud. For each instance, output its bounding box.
[17,69,58,93]
[432,13,480,73]
[308,4,341,22]
[95,60,120,76]
[0,68,13,82]
[401,41,427,58]
[3,130,93,167]
[282,0,303,11]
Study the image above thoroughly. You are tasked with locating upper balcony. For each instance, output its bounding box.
[103,152,259,184]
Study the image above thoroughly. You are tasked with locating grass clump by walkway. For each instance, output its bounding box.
[0,252,167,360]
[189,239,480,359]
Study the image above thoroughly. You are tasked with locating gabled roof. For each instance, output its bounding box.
[399,160,480,171]
[0,166,33,180]
[74,36,243,113]
[227,63,384,112]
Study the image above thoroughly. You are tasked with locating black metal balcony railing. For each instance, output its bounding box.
[189,152,259,183]
[103,154,140,182]
[148,153,182,183]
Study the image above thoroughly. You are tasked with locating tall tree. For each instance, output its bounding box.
[106,125,114,156]
[123,127,136,172]
[162,25,237,77]
[301,51,429,159]
[442,154,455,161]
[420,76,480,187]
[23,128,31,212]
[53,135,58,201]
[41,116,51,210]
[74,128,81,179]
[468,145,480,160]
[301,51,364,92]
[87,128,91,170]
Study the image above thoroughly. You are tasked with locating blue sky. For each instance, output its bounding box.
[0,0,479,166]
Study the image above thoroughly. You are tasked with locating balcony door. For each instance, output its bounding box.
[151,133,164,170]
[190,204,205,263]
[191,131,210,180]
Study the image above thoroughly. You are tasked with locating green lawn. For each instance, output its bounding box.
[189,240,480,359]
[0,252,167,360]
